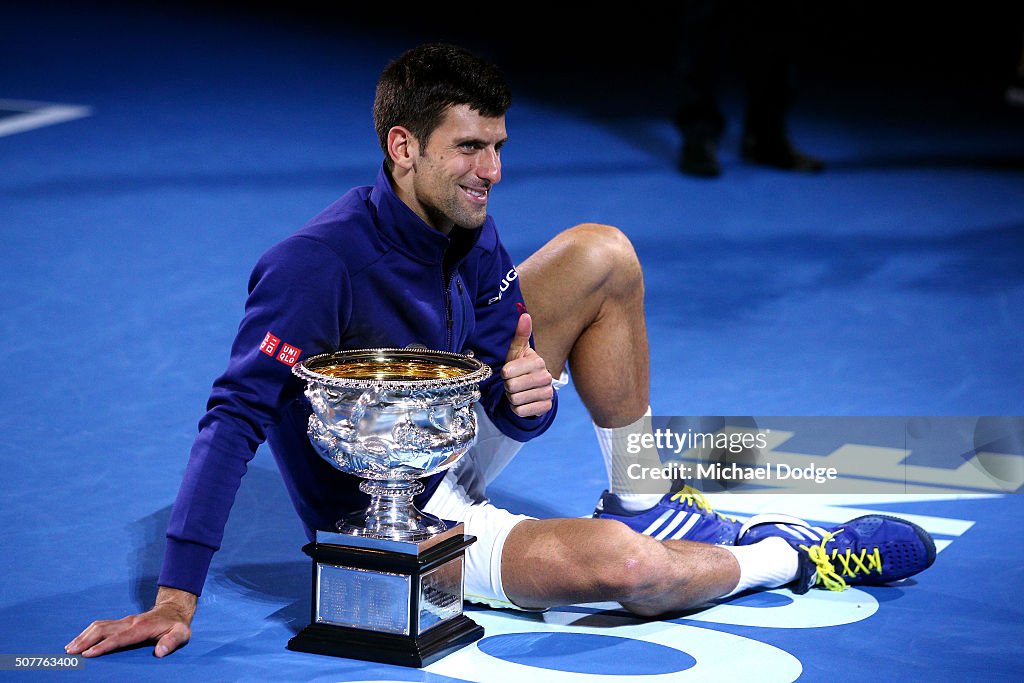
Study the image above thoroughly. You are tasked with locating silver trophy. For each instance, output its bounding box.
[286,348,491,667]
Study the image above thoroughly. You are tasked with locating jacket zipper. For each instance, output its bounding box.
[442,270,454,351]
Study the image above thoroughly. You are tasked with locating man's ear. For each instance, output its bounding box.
[387,126,418,171]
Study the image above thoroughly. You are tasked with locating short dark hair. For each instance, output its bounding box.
[373,43,512,169]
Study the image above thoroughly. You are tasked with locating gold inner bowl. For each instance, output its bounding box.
[316,359,471,382]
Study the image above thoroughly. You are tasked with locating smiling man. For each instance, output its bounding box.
[393,103,506,234]
[67,43,935,660]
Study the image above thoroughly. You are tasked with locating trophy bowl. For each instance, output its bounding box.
[293,348,492,541]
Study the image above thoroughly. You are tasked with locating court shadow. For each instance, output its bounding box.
[129,506,172,611]
[824,154,1024,174]
[861,583,914,604]
[127,462,303,612]
[219,562,310,635]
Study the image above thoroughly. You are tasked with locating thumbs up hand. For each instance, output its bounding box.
[502,313,554,418]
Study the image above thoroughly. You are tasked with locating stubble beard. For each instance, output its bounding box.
[423,179,487,231]
[414,155,487,231]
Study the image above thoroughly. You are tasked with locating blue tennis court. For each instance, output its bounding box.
[2,3,1022,681]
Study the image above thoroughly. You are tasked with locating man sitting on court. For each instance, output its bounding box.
[67,43,936,659]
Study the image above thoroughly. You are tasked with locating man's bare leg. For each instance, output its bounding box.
[508,224,767,615]
[510,224,759,615]
[517,223,649,429]
[501,517,740,615]
[518,222,669,508]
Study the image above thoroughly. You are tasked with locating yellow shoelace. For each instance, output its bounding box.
[668,486,737,523]
[799,529,883,592]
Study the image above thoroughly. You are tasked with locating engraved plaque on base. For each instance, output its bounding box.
[286,349,490,667]
[287,525,483,667]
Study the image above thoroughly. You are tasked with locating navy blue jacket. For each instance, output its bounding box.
[158,166,557,595]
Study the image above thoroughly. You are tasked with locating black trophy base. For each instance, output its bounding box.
[289,525,482,668]
[287,613,484,668]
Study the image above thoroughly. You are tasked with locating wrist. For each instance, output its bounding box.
[154,586,198,623]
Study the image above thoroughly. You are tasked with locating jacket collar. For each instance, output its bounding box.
[369,164,483,266]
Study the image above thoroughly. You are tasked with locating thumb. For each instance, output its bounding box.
[153,624,190,658]
[505,313,533,362]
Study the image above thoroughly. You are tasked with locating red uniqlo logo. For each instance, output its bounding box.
[260,332,281,356]
[277,344,301,366]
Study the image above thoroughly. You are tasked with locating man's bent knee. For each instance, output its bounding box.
[557,223,644,297]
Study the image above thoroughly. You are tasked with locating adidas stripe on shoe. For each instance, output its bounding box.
[593,486,741,545]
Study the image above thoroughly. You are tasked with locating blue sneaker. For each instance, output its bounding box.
[738,514,937,594]
[737,513,832,546]
[593,486,741,545]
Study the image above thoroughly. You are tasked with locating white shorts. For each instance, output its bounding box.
[421,369,567,609]
[422,404,533,609]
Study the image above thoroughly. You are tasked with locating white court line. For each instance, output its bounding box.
[0,99,92,137]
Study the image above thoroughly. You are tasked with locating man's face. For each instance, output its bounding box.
[408,104,507,233]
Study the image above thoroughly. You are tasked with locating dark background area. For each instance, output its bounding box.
[186,2,1024,87]
[69,0,1019,148]
[69,1,1024,91]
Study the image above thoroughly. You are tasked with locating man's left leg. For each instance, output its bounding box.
[507,225,936,612]
[518,223,664,507]
[518,223,738,543]
[517,222,649,429]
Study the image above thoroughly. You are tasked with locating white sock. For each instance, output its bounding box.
[594,407,669,511]
[721,537,799,598]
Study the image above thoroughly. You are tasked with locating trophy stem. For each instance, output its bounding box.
[338,479,447,541]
